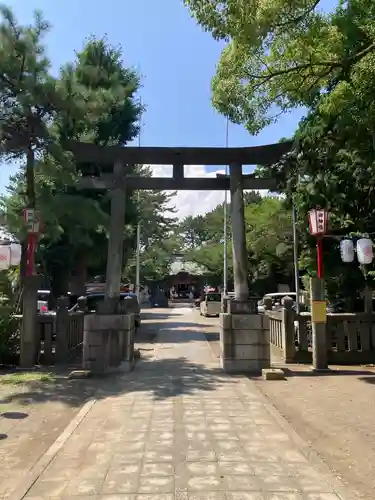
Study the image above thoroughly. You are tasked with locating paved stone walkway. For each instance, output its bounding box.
[23,311,350,499]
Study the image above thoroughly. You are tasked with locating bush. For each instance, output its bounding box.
[0,306,20,365]
[0,270,20,365]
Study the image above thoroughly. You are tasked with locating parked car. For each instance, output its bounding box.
[82,292,141,327]
[258,292,297,313]
[200,292,221,317]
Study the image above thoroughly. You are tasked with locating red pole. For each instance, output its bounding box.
[26,233,36,276]
[317,236,323,279]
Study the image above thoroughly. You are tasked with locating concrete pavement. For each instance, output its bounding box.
[18,306,351,499]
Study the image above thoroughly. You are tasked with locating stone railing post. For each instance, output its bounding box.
[42,317,54,366]
[56,296,69,363]
[221,295,230,313]
[281,296,296,363]
[263,296,273,311]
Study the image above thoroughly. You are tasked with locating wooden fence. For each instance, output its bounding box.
[268,303,375,364]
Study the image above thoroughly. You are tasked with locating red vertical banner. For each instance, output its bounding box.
[317,237,323,279]
[24,208,41,276]
[26,233,37,276]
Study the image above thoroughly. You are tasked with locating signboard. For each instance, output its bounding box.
[23,208,41,234]
[311,300,327,324]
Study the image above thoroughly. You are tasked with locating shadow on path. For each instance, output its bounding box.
[0,355,232,407]
[359,375,375,384]
[136,319,218,344]
[140,312,184,320]
[282,367,375,378]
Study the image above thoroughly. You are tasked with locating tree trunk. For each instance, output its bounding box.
[19,145,38,368]
[20,146,36,293]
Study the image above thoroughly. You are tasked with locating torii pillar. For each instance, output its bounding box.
[219,164,270,374]
[229,164,250,303]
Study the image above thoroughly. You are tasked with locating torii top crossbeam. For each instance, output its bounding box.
[68,140,292,166]
[68,140,292,191]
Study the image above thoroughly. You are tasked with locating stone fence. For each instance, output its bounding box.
[14,297,85,366]
[10,294,139,370]
[267,300,375,364]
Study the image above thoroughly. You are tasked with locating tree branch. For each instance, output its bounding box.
[273,0,321,30]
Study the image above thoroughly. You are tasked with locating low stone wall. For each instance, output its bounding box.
[219,312,270,374]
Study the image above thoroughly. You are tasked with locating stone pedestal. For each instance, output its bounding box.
[82,313,135,374]
[219,312,270,374]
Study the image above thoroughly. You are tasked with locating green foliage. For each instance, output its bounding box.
[185,0,375,133]
[0,30,143,292]
[124,234,181,283]
[244,197,293,283]
[0,5,59,159]
[0,271,19,365]
[255,37,375,301]
[180,193,293,290]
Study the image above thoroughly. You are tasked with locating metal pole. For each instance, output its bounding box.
[223,117,229,295]
[292,203,301,313]
[135,100,142,300]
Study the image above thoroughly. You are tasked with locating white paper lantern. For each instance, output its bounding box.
[0,246,11,270]
[340,239,354,263]
[308,208,328,235]
[357,238,373,265]
[10,243,21,266]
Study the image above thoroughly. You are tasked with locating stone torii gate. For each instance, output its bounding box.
[68,140,292,373]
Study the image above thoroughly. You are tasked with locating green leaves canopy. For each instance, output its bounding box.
[184,0,375,133]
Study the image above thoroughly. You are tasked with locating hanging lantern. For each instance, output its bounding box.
[340,239,354,263]
[308,208,328,236]
[356,238,373,265]
[0,246,11,270]
[10,242,21,266]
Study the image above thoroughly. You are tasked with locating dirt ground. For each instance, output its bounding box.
[200,311,375,500]
[255,364,375,500]
[0,367,104,498]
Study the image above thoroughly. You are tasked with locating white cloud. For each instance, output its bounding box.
[148,165,269,220]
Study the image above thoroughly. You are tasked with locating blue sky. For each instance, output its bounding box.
[3,0,336,217]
